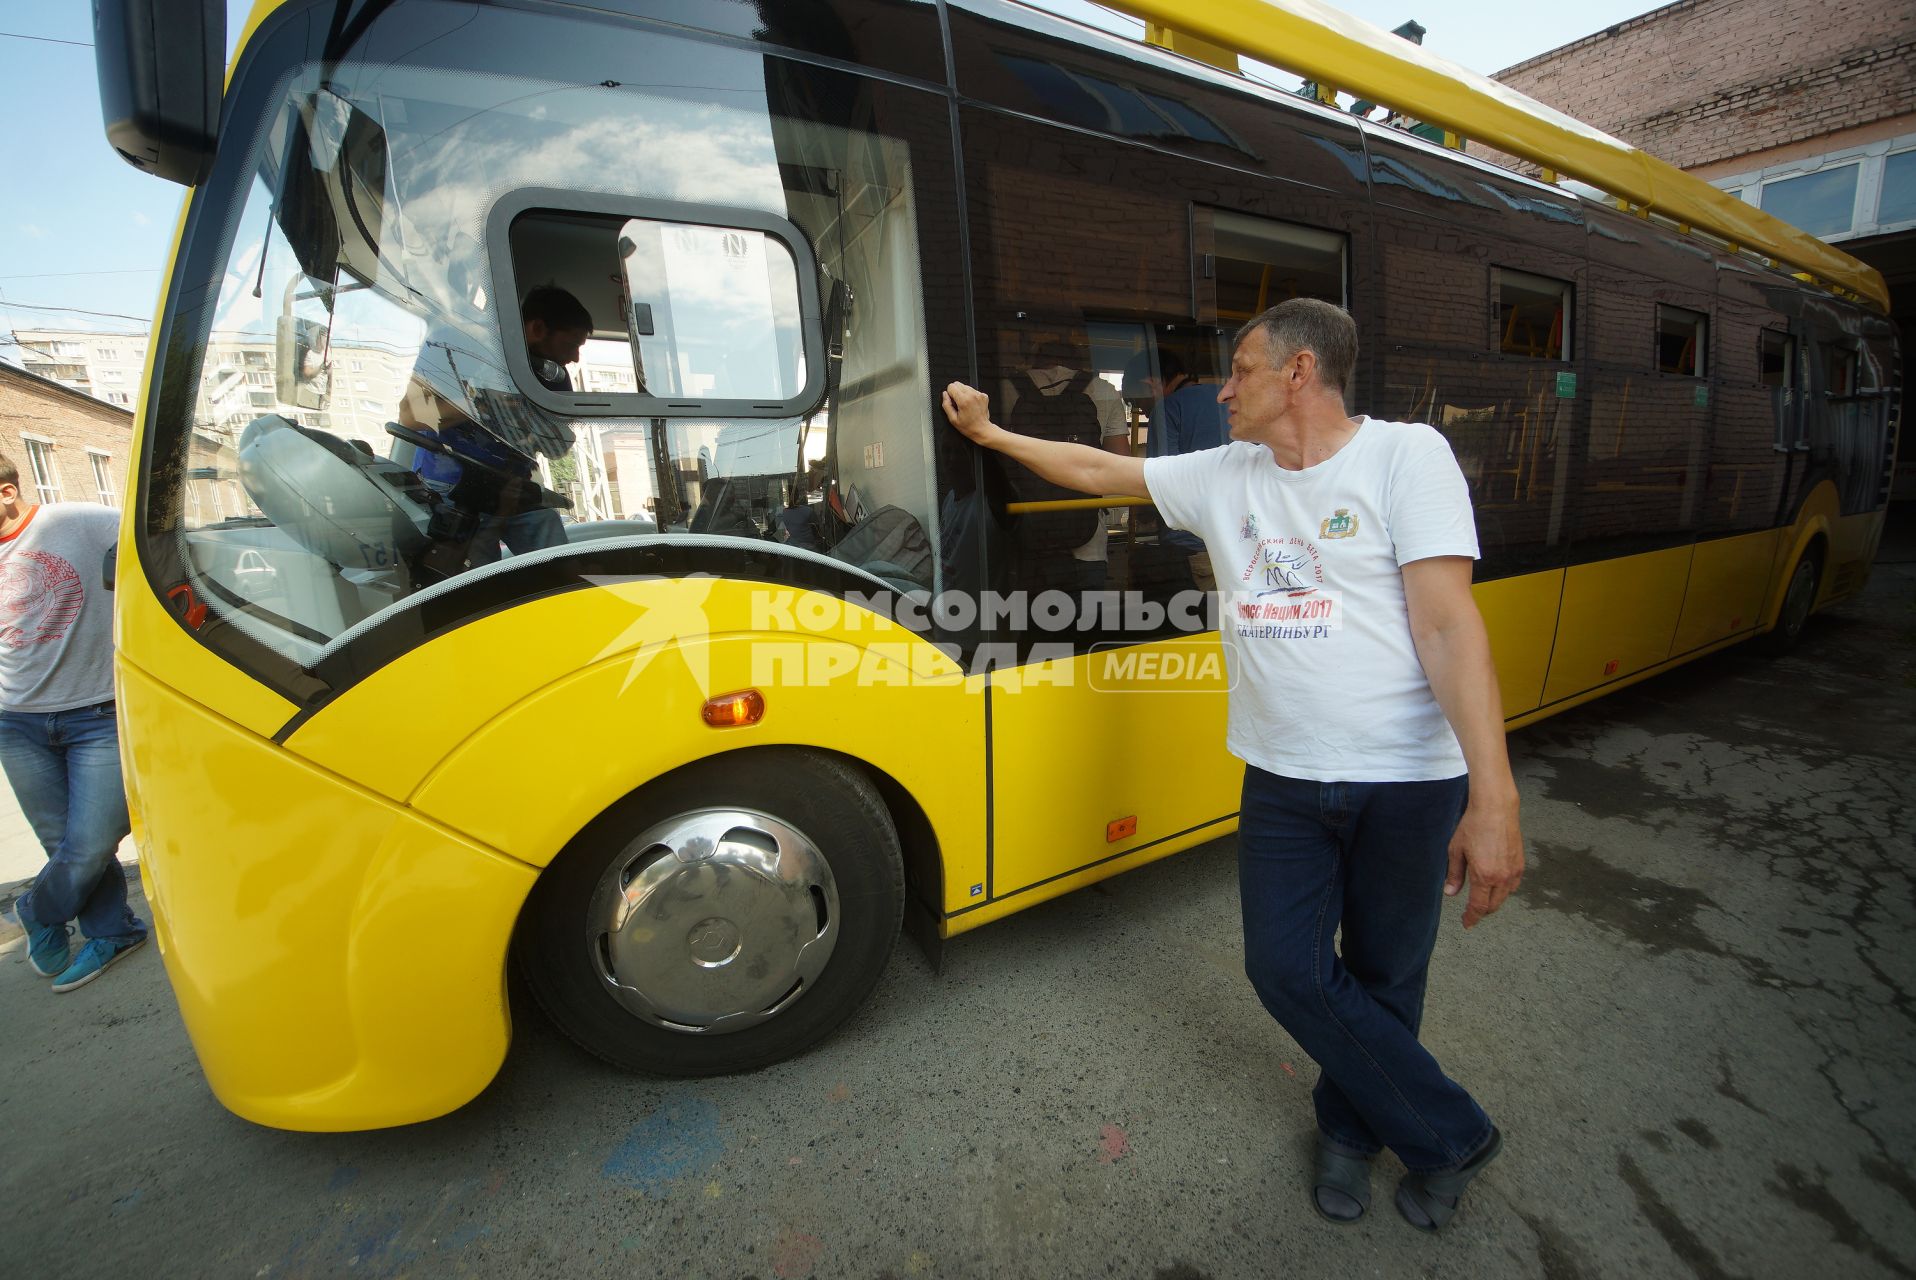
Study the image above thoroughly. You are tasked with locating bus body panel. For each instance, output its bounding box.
[118,661,535,1131]
[1471,570,1562,721]
[1673,530,1780,654]
[945,815,1238,938]
[986,640,1239,898]
[281,577,956,803]
[119,568,301,740]
[1501,623,1754,732]
[1824,508,1883,602]
[401,588,987,915]
[1541,546,1693,705]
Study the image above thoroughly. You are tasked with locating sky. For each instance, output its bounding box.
[0,0,1661,350]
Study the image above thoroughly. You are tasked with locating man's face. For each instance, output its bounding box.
[526,320,589,368]
[1218,338,1299,439]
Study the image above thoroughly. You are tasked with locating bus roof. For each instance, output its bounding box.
[1096,0,1890,313]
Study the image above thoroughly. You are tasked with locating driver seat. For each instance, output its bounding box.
[236,415,434,573]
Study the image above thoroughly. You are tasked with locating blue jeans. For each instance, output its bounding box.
[0,702,144,944]
[1237,767,1491,1173]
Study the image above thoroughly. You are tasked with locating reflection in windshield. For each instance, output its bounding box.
[162,0,940,665]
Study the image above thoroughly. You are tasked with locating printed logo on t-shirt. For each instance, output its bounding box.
[1231,536,1342,639]
[1319,508,1359,539]
[0,550,83,649]
[1238,513,1259,542]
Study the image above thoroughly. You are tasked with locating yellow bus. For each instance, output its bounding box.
[98,0,1897,1130]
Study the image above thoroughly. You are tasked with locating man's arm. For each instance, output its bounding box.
[1401,555,1525,928]
[942,382,1148,499]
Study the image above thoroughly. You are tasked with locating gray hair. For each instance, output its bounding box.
[1236,298,1356,397]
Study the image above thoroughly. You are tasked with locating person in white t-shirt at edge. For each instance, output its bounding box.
[0,455,147,992]
[941,298,1524,1233]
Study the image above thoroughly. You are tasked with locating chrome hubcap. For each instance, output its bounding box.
[587,809,840,1034]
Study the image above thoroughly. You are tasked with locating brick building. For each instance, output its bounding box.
[1473,0,1916,494]
[0,362,133,509]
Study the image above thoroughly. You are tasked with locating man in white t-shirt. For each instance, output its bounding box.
[941,299,1524,1233]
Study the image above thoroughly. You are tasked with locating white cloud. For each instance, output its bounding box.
[133,212,152,227]
[21,225,44,239]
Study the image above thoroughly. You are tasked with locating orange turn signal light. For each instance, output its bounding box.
[1106,815,1138,843]
[702,689,766,728]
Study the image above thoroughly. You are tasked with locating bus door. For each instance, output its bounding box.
[1670,280,1793,654]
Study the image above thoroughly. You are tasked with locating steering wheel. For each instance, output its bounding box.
[387,422,572,511]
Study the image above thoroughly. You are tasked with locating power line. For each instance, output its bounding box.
[0,268,162,281]
[0,301,151,322]
[0,31,92,48]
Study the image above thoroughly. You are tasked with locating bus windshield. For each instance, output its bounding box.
[157,0,940,667]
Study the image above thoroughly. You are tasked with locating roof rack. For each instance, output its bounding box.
[1097,0,1889,312]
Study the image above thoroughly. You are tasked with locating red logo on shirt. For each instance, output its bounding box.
[0,551,84,649]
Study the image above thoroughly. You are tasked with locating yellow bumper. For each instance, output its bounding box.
[118,661,537,1131]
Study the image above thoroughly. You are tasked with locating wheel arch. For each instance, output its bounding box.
[1763,524,1831,632]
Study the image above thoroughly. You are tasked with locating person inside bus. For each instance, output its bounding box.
[1123,346,1230,592]
[398,287,592,565]
[941,298,1523,1234]
[998,338,1130,594]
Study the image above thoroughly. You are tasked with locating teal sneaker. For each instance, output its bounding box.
[10,905,71,977]
[51,934,147,993]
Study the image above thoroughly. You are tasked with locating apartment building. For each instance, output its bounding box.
[10,329,151,410]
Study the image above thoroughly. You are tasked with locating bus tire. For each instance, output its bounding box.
[517,748,904,1076]
[1759,551,1820,656]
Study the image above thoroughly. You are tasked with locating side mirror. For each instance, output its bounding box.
[93,0,224,187]
[274,276,335,410]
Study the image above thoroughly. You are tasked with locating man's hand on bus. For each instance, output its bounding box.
[941,382,1003,447]
[1446,795,1524,929]
[943,380,1151,500]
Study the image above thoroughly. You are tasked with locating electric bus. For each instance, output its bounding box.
[95,0,1898,1129]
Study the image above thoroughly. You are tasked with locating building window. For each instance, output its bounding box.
[1494,268,1572,360]
[22,438,61,503]
[1759,331,1794,388]
[1760,164,1859,239]
[1880,150,1916,228]
[88,450,118,507]
[1656,306,1707,377]
[105,391,132,406]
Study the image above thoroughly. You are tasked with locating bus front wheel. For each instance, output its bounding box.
[518,748,905,1076]
[1760,551,1820,655]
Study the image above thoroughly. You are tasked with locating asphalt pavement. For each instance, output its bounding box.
[3,550,1914,1279]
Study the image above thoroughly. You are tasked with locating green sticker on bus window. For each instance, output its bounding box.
[1555,371,1576,398]
[1693,384,1710,407]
